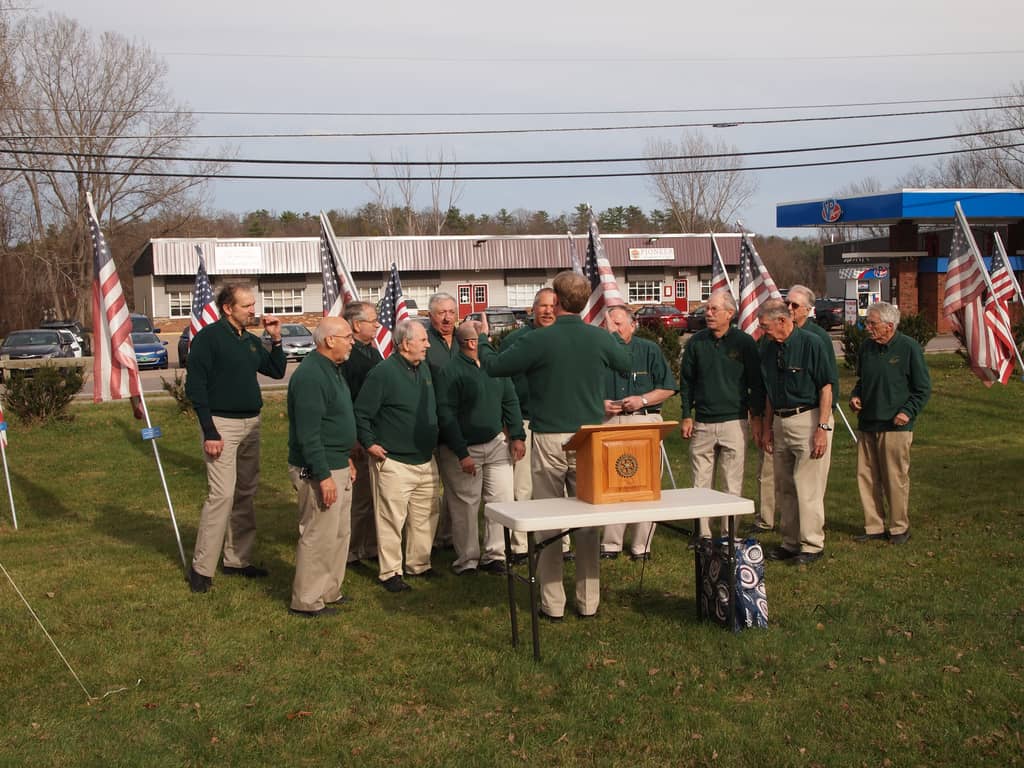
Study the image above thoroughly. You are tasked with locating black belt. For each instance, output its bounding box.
[775,405,814,418]
[631,408,661,416]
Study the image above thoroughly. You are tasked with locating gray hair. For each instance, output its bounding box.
[787,284,816,307]
[709,288,736,313]
[757,298,789,322]
[868,301,900,328]
[393,318,422,347]
[428,292,457,313]
[606,305,635,323]
[343,300,375,324]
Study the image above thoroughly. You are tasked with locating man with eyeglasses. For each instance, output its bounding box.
[757,299,836,566]
[341,301,383,566]
[426,292,460,551]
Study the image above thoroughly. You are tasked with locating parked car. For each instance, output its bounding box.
[263,323,314,360]
[131,332,169,370]
[39,319,91,356]
[177,328,191,368]
[130,313,160,334]
[683,302,738,334]
[465,307,521,335]
[511,309,529,327]
[813,298,845,331]
[56,329,83,357]
[0,328,77,381]
[635,304,689,332]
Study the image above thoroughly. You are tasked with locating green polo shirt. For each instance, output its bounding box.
[425,325,456,377]
[680,327,764,423]
[341,339,383,401]
[479,314,631,434]
[501,324,535,419]
[185,317,287,440]
[287,350,357,480]
[759,326,833,411]
[799,319,841,400]
[436,352,526,459]
[850,332,931,432]
[354,352,438,465]
[605,335,678,403]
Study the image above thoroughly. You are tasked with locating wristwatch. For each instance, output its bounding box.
[817,423,832,431]
[641,396,649,407]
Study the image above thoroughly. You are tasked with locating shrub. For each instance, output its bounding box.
[160,370,193,417]
[897,312,937,350]
[636,325,681,380]
[840,322,869,369]
[3,365,84,424]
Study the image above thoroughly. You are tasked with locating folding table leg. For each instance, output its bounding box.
[528,535,541,661]
[503,527,518,648]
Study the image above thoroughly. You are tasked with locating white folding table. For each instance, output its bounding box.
[484,488,755,660]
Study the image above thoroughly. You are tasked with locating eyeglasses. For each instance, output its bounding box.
[786,302,805,309]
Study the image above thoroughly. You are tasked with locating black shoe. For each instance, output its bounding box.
[766,546,800,561]
[510,553,528,566]
[222,564,269,578]
[454,566,477,576]
[538,609,563,623]
[629,552,651,562]
[479,560,507,575]
[853,532,887,543]
[407,568,439,579]
[289,606,340,618]
[562,551,575,562]
[381,575,411,593]
[187,567,211,594]
[889,530,911,545]
[600,550,620,560]
[688,535,711,551]
[789,551,824,566]
[327,595,351,605]
[346,559,362,568]
[575,610,598,620]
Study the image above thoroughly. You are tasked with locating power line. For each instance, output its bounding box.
[3,141,1021,182]
[5,103,1022,142]
[3,126,1020,168]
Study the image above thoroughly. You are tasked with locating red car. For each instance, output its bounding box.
[635,304,690,331]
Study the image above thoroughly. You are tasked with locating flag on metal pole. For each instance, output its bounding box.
[580,207,624,326]
[736,229,782,338]
[709,233,733,300]
[319,211,360,316]
[567,230,582,275]
[374,263,411,358]
[943,202,1016,386]
[190,245,219,341]
[0,393,15,529]
[991,232,1024,307]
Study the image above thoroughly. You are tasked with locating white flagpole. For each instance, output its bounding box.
[993,232,1024,306]
[1,439,16,530]
[709,232,737,304]
[320,211,361,303]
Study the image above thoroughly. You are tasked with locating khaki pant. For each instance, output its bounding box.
[755,448,775,529]
[772,409,832,554]
[348,454,377,562]
[288,466,352,612]
[510,420,534,555]
[439,436,514,571]
[192,415,261,578]
[371,457,439,581]
[531,431,600,618]
[857,430,914,536]
[601,412,662,555]
[689,419,750,538]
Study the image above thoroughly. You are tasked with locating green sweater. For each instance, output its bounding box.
[425,325,456,377]
[850,332,931,432]
[287,350,357,480]
[606,335,678,402]
[353,353,438,465]
[501,324,535,419]
[341,339,383,401]
[479,314,631,434]
[436,352,526,459]
[680,327,764,422]
[799,320,841,400]
[759,326,833,411]
[185,317,287,440]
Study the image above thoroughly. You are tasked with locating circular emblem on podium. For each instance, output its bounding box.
[615,453,639,478]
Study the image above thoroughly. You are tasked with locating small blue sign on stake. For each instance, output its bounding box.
[141,426,163,441]
[0,421,7,433]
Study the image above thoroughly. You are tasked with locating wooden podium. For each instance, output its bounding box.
[562,421,678,504]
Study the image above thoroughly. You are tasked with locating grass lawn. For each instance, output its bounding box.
[0,354,1021,767]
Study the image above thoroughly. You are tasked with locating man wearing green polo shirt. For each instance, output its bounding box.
[286,317,358,617]
[600,305,678,560]
[757,299,834,566]
[477,270,631,620]
[436,324,526,575]
[185,284,287,594]
[354,319,440,593]
[426,292,459,550]
[850,302,931,545]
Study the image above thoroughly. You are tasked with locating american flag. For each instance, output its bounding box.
[737,231,782,338]
[580,208,624,325]
[88,193,142,407]
[0,396,7,449]
[190,245,219,340]
[320,212,360,316]
[567,231,582,275]
[710,234,731,297]
[943,204,1015,386]
[374,263,411,358]
[990,232,1022,307]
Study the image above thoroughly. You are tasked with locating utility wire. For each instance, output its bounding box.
[3,141,1021,182]
[3,126,1020,168]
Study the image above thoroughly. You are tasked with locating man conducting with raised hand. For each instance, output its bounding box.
[354,319,440,593]
[185,284,287,594]
[436,323,526,576]
[850,302,930,546]
[600,305,677,561]
[477,270,630,621]
[286,317,358,618]
[679,289,763,543]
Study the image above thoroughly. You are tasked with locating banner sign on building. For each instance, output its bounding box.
[628,247,676,261]
[214,246,263,272]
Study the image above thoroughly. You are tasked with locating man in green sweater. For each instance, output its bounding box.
[425,292,459,550]
[478,270,631,620]
[354,319,440,593]
[286,317,358,617]
[436,323,526,575]
[679,289,763,541]
[185,285,287,593]
[849,302,931,545]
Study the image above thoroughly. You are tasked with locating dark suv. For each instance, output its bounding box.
[39,319,91,356]
[813,298,845,331]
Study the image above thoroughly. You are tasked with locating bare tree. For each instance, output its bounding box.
[426,148,461,236]
[645,130,758,232]
[365,156,397,236]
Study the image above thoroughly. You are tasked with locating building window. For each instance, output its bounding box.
[473,284,487,304]
[262,289,304,315]
[700,279,712,301]
[627,280,662,304]
[403,285,439,309]
[360,286,382,305]
[167,291,192,318]
[506,283,546,307]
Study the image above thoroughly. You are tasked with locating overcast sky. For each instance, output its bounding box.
[30,0,1024,235]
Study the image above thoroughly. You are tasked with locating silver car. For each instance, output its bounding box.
[263,323,315,361]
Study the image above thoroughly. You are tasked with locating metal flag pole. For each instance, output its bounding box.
[833,402,857,444]
[1,439,16,530]
[993,232,1024,307]
[660,442,677,489]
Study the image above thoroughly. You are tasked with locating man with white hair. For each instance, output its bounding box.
[425,292,459,550]
[849,301,931,545]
